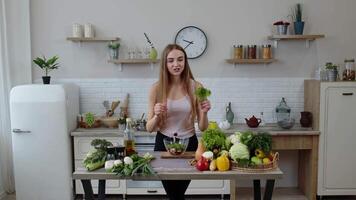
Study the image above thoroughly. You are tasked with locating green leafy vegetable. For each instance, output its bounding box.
[229,143,250,162]
[195,87,211,102]
[83,139,113,171]
[111,153,155,176]
[240,131,254,146]
[85,112,95,127]
[91,139,113,150]
[202,128,227,152]
[248,132,272,153]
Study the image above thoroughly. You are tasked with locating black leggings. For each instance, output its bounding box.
[154,132,198,200]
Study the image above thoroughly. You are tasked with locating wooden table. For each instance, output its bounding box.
[73,152,283,200]
[272,133,319,200]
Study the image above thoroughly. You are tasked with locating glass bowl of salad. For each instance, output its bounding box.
[163,137,189,155]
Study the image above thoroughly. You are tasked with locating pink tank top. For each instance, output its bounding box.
[160,95,195,139]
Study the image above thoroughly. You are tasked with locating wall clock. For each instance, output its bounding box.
[174,26,207,59]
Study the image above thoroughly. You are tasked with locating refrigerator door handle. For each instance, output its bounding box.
[12,129,31,134]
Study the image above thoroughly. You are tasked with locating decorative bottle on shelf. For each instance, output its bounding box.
[124,118,136,156]
[226,102,234,125]
[149,47,157,60]
[260,112,266,126]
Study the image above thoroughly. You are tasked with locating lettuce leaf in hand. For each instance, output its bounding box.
[195,87,211,102]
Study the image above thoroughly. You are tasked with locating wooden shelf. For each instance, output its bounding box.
[226,58,277,64]
[66,37,119,42]
[108,59,160,71]
[108,59,160,64]
[268,34,325,40]
[268,34,325,48]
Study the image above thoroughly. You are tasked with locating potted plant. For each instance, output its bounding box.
[144,32,157,60]
[108,41,120,60]
[273,21,290,35]
[33,55,60,84]
[325,62,338,81]
[291,3,304,35]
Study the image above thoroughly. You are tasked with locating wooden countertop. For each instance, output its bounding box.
[73,152,283,181]
[71,123,319,137]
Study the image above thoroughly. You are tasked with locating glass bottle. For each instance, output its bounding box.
[124,118,136,156]
[247,45,257,59]
[262,45,272,59]
[342,59,355,81]
[275,97,291,122]
[234,45,244,59]
[226,102,234,125]
[260,112,266,126]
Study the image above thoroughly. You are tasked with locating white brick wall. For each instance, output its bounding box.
[53,78,304,123]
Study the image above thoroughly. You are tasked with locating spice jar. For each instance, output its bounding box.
[233,45,244,59]
[262,45,272,59]
[247,45,257,59]
[342,59,355,81]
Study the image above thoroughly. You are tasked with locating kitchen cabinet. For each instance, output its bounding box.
[304,80,356,197]
[72,131,229,197]
[73,136,126,194]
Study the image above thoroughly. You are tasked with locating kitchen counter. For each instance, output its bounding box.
[71,124,319,200]
[70,123,319,137]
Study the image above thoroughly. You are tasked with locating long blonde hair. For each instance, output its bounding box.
[156,44,197,127]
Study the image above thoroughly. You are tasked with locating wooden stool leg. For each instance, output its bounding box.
[263,179,275,200]
[81,180,94,200]
[253,179,261,200]
[98,179,106,200]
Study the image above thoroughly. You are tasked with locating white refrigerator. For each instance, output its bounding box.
[10,84,79,200]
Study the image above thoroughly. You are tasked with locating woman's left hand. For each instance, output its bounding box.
[200,100,211,113]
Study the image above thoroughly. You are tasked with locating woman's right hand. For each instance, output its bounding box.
[153,103,167,116]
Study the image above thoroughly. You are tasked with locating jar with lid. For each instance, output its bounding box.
[342,59,355,81]
[247,45,257,59]
[275,97,291,122]
[262,45,272,59]
[233,45,244,59]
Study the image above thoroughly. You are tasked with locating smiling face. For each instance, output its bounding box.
[166,49,185,77]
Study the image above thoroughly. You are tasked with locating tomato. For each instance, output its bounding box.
[196,157,209,171]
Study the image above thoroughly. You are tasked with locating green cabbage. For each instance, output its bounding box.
[229,143,250,162]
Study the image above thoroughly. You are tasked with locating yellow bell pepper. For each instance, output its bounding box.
[255,149,265,159]
[216,154,230,171]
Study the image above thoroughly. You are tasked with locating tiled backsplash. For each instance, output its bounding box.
[54,78,305,123]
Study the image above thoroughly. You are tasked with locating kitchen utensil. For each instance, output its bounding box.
[245,115,261,128]
[103,101,110,111]
[101,116,119,128]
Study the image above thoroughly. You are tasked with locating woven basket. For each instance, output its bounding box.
[232,152,279,172]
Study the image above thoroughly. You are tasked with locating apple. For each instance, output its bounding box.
[263,157,271,165]
[251,156,262,165]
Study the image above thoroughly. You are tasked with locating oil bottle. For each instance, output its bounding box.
[124,118,136,155]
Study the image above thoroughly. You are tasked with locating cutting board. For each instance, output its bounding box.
[160,151,195,159]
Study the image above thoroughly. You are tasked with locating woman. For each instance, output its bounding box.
[146,44,211,200]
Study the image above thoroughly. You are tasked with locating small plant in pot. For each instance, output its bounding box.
[33,55,60,84]
[108,42,120,60]
[273,21,290,35]
[290,3,304,35]
[325,62,338,81]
